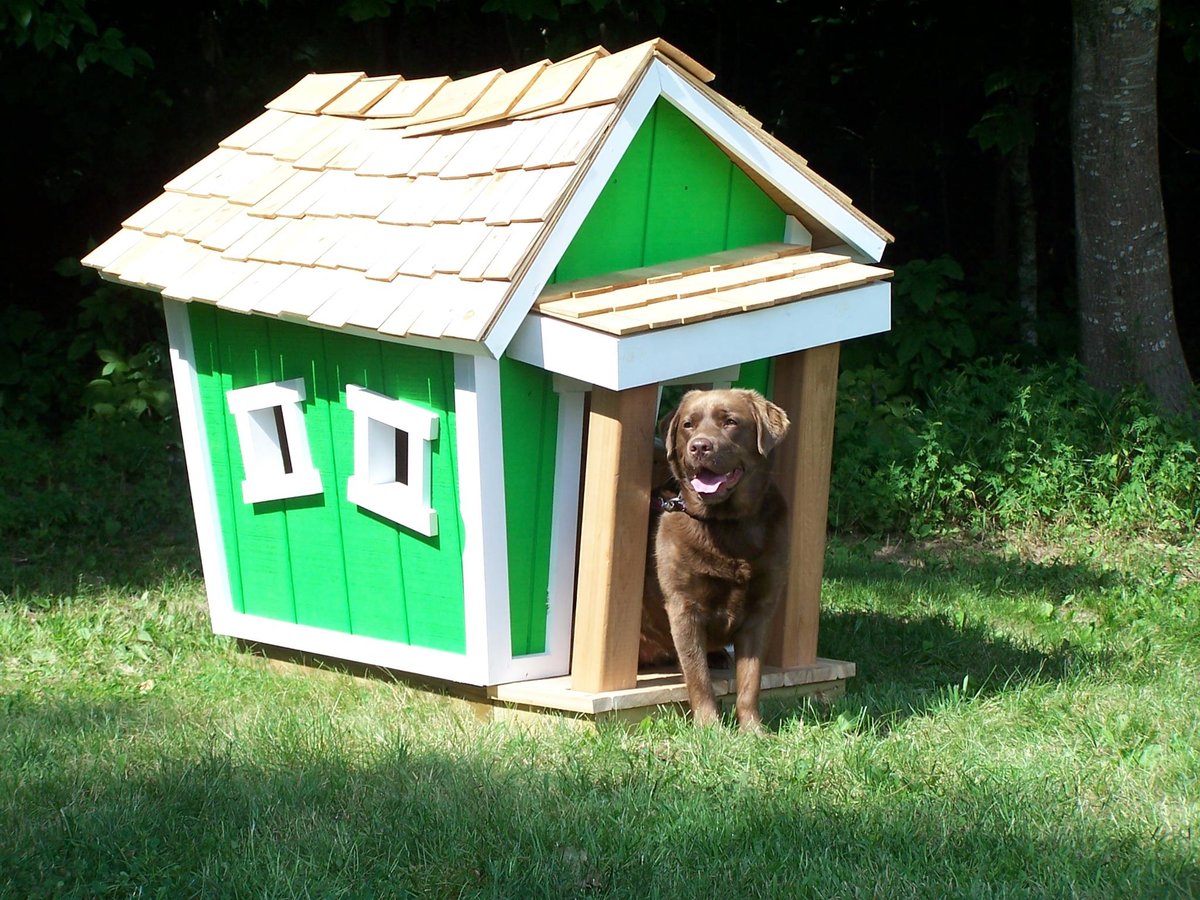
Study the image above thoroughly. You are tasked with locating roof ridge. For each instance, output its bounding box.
[263,39,677,131]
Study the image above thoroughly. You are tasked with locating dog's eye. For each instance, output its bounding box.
[681,420,694,431]
[724,417,738,428]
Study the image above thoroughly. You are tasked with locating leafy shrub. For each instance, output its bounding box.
[830,358,1200,537]
[841,256,1015,400]
[0,417,192,558]
[1,260,170,432]
[83,344,175,419]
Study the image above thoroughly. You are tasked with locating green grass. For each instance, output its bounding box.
[3,528,1197,898]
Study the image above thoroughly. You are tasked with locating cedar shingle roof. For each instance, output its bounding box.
[83,38,891,351]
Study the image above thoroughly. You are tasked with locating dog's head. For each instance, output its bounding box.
[664,388,790,510]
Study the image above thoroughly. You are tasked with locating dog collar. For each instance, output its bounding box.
[653,494,688,513]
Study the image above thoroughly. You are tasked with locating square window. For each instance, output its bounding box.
[226,379,323,504]
[345,385,439,536]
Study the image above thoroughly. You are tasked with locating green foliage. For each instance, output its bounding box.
[849,256,1010,398]
[479,0,637,22]
[0,417,190,558]
[338,0,400,23]
[0,259,171,430]
[0,0,152,75]
[969,68,1046,154]
[831,358,1200,537]
[0,307,71,428]
[1,0,96,53]
[82,345,174,419]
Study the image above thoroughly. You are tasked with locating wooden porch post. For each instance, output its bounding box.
[570,383,658,692]
[767,342,841,668]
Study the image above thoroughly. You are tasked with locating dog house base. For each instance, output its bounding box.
[252,643,852,728]
[487,658,855,725]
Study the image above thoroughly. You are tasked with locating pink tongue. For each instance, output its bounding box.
[691,470,731,494]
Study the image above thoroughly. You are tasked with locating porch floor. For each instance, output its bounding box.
[487,658,855,725]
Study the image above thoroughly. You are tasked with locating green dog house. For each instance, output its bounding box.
[84,39,892,713]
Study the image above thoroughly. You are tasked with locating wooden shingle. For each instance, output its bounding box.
[267,72,365,114]
[365,75,449,118]
[323,76,403,117]
[509,52,597,117]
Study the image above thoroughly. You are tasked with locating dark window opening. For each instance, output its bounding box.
[394,428,409,486]
[273,405,294,475]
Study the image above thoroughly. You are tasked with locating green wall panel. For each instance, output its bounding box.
[499,357,559,657]
[379,344,466,653]
[547,99,786,403]
[322,332,410,644]
[725,163,788,248]
[553,107,655,282]
[213,310,297,623]
[643,101,735,263]
[189,306,466,654]
[552,99,788,283]
[271,319,352,633]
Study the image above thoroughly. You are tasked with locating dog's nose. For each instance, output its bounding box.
[688,437,712,457]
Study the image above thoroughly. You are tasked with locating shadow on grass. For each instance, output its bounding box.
[779,535,1122,727]
[0,522,201,604]
[2,692,1195,898]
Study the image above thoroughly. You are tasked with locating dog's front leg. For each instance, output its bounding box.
[665,603,721,725]
[733,619,770,732]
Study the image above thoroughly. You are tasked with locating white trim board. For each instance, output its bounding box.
[214,609,489,684]
[162,298,238,639]
[453,354,514,684]
[506,281,891,391]
[482,63,664,359]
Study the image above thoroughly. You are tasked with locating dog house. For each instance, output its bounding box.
[83,38,892,718]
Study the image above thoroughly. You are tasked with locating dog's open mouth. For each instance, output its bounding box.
[689,466,743,498]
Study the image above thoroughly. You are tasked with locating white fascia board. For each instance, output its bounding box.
[481,63,665,359]
[655,62,888,263]
[162,298,239,637]
[453,354,515,685]
[212,611,489,685]
[507,281,891,391]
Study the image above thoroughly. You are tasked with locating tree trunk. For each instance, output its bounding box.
[1011,134,1039,348]
[1070,0,1192,412]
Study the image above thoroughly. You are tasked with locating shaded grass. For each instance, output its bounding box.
[2,532,1198,897]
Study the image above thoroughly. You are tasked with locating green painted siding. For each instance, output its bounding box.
[553,99,788,281]
[499,357,559,657]
[190,305,467,654]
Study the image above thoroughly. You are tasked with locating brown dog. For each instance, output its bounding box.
[641,388,791,731]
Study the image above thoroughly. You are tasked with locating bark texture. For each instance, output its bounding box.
[1070,0,1192,411]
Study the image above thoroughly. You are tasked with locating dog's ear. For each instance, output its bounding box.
[750,392,790,457]
[662,391,698,467]
[663,406,682,465]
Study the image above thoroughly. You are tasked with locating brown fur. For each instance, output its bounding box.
[640,388,790,731]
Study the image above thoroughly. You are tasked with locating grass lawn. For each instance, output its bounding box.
[2,527,1197,897]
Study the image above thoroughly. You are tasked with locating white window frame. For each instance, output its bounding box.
[225,378,323,504]
[345,384,439,537]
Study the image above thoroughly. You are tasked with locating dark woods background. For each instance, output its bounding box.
[3,0,1199,429]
